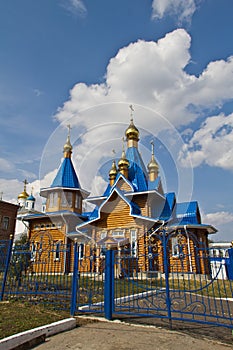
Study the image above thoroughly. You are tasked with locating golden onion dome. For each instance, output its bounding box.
[63,134,72,153]
[18,190,29,200]
[118,150,130,169]
[109,160,118,177]
[147,156,159,172]
[18,180,29,200]
[147,141,159,173]
[125,118,139,141]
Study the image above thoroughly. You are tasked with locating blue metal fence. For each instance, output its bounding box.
[1,240,74,310]
[1,237,233,329]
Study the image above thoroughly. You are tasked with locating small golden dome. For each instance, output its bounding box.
[63,134,72,153]
[118,150,130,169]
[18,190,29,200]
[109,160,118,177]
[147,141,159,173]
[125,118,139,141]
[18,179,29,200]
[147,156,159,172]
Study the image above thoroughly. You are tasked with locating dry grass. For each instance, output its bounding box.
[0,300,70,339]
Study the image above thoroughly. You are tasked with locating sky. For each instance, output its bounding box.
[0,0,233,241]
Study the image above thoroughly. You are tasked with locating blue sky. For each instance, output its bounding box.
[0,0,233,241]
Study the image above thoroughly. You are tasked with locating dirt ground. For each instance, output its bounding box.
[34,318,233,350]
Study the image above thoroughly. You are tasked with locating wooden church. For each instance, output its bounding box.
[19,115,217,276]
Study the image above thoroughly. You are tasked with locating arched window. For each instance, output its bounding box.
[130,229,137,257]
[79,243,84,260]
[54,241,61,261]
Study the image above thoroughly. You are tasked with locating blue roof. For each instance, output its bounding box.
[126,147,148,192]
[148,177,160,191]
[77,187,141,226]
[159,192,176,220]
[175,201,200,225]
[51,157,81,189]
[103,183,111,196]
[27,195,35,201]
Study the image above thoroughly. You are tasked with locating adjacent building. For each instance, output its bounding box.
[0,200,19,240]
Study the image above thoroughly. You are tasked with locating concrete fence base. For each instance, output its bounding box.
[0,318,77,350]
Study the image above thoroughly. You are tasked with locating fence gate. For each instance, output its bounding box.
[102,231,233,328]
[72,243,105,315]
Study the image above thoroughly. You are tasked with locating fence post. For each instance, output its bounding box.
[162,229,172,328]
[104,247,114,320]
[70,241,79,316]
[0,235,13,301]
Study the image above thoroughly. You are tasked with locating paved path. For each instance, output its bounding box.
[35,320,232,350]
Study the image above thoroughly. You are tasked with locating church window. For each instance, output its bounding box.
[75,194,81,209]
[112,230,124,238]
[2,217,9,230]
[79,243,84,260]
[101,231,107,239]
[31,242,36,261]
[130,229,137,257]
[171,237,179,257]
[54,241,61,261]
[61,192,72,207]
[49,192,58,208]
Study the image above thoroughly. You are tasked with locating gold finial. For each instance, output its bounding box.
[147,140,159,178]
[18,179,29,200]
[125,108,139,143]
[23,179,28,190]
[63,125,73,157]
[122,137,126,153]
[151,140,155,156]
[67,124,71,137]
[109,150,118,185]
[118,137,129,171]
[129,104,134,118]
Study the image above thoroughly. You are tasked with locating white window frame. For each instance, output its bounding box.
[75,195,82,209]
[2,216,9,230]
[130,229,137,257]
[78,243,84,260]
[61,192,72,207]
[112,230,125,238]
[54,241,61,261]
[171,237,179,257]
[101,231,107,240]
[31,242,36,261]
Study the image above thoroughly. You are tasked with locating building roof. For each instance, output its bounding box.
[175,201,200,225]
[126,146,148,192]
[51,157,81,189]
[20,210,86,221]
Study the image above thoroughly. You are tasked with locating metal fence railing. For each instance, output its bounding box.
[1,237,233,329]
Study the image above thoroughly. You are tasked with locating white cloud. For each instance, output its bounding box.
[0,158,15,172]
[0,169,57,209]
[56,29,233,131]
[54,29,233,178]
[0,156,37,179]
[202,211,233,226]
[151,0,199,24]
[179,113,233,170]
[61,0,87,17]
